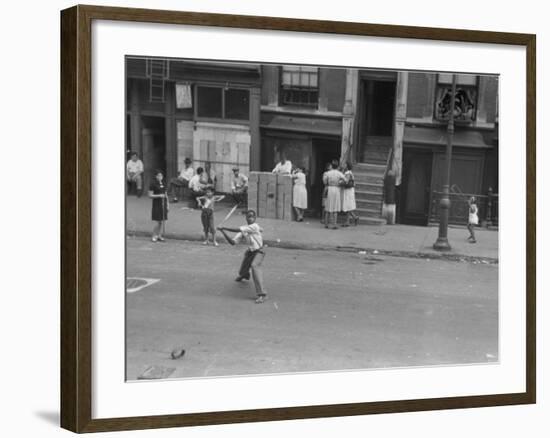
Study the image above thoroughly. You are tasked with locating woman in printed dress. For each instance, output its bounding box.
[148,170,169,242]
[322,160,345,229]
[341,162,359,226]
[291,166,308,222]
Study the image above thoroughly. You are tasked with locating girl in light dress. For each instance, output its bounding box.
[320,162,331,225]
[291,166,308,222]
[341,162,359,226]
[322,160,345,229]
[467,196,478,243]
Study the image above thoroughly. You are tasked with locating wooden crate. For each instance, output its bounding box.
[248,172,293,221]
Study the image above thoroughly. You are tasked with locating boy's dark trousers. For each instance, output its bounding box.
[238,249,266,297]
[201,208,214,234]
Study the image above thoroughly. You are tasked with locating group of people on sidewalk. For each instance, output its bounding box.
[271,155,359,228]
[126,154,249,244]
[135,157,266,303]
[322,160,359,229]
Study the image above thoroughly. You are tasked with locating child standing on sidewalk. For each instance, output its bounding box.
[148,170,169,242]
[467,196,478,243]
[196,187,225,246]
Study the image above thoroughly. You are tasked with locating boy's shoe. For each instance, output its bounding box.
[213,241,219,247]
[235,275,250,282]
[255,295,268,304]
[151,236,158,242]
[172,198,178,203]
[202,240,209,245]
[157,236,165,242]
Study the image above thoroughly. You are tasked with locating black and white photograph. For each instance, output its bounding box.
[125,57,499,381]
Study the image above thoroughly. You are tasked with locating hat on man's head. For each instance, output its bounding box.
[232,167,239,171]
[184,158,192,164]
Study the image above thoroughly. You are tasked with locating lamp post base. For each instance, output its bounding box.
[433,237,452,251]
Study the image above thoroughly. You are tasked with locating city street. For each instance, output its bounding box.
[126,236,498,380]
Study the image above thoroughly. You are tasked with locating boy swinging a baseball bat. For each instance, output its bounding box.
[218,210,268,304]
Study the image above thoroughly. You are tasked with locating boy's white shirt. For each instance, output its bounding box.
[198,195,224,209]
[234,223,263,251]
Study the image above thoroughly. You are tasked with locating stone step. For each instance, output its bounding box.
[356,198,382,209]
[354,190,383,201]
[357,216,387,226]
[354,174,384,184]
[355,162,387,172]
[354,181,383,191]
[356,206,383,218]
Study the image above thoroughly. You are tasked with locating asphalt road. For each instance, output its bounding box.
[126,237,498,380]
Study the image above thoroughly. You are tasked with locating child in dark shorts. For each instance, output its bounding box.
[196,187,224,246]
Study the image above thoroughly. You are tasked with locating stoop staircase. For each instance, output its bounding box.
[353,163,387,225]
[352,139,392,225]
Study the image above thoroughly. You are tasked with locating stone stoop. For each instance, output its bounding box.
[353,162,387,225]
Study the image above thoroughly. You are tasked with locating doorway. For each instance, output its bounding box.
[358,79,396,164]
[311,138,341,214]
[400,149,433,226]
[141,116,166,191]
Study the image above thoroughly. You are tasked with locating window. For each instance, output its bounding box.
[196,86,250,121]
[224,88,250,120]
[434,74,478,122]
[281,66,319,107]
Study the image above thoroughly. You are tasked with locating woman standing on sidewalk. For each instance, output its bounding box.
[148,169,169,242]
[291,166,308,222]
[341,162,359,226]
[323,160,345,229]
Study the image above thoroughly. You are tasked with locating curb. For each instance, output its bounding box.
[127,231,498,265]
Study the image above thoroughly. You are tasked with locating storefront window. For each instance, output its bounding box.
[196,86,250,121]
[197,86,223,118]
[224,88,250,120]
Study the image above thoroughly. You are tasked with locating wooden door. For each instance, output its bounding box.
[401,151,433,225]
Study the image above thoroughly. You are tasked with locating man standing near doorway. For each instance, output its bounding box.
[126,152,144,197]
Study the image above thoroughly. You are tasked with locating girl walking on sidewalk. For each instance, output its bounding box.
[148,170,169,242]
[467,196,478,243]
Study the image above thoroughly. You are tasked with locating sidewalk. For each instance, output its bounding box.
[126,196,498,262]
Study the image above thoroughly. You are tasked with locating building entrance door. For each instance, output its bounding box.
[358,79,396,164]
[141,116,166,191]
[400,150,433,226]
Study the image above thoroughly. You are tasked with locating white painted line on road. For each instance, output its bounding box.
[126,277,160,294]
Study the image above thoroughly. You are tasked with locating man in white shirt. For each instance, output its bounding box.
[126,152,144,197]
[218,210,267,303]
[231,167,249,206]
[272,153,292,175]
[169,157,194,202]
[188,167,207,208]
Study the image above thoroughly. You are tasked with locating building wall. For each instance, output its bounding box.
[192,122,251,193]
[176,120,194,170]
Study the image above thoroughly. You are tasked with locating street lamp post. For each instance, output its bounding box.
[433,74,457,251]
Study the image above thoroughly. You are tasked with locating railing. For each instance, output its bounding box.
[429,188,499,227]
